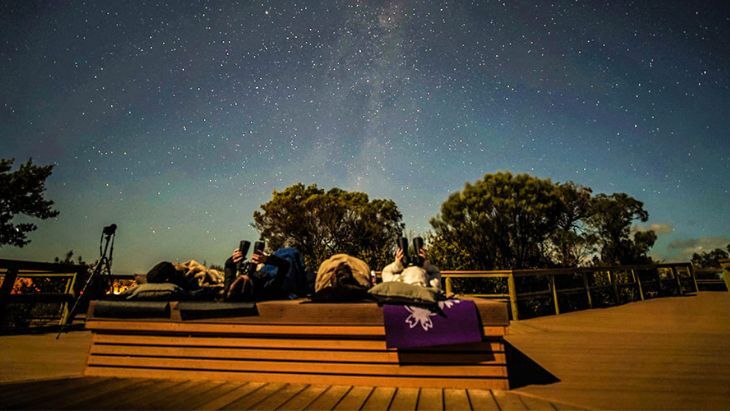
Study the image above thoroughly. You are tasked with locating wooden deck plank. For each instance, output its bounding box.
[92,333,504,352]
[549,398,585,411]
[253,383,307,411]
[86,355,506,377]
[443,389,471,411]
[0,377,105,404]
[4,376,114,408]
[305,385,352,410]
[92,334,387,350]
[84,379,196,410]
[361,386,396,410]
[416,388,444,411]
[106,379,188,410]
[84,366,507,390]
[99,378,192,409]
[388,387,420,411]
[275,384,329,411]
[334,386,374,410]
[492,390,528,410]
[85,320,506,337]
[222,382,287,410]
[176,382,244,410]
[89,344,506,364]
[0,375,82,395]
[197,382,264,411]
[57,378,154,410]
[157,381,227,410]
[515,393,558,411]
[465,389,499,410]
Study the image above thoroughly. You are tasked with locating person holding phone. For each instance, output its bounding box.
[224,242,306,301]
[381,238,441,289]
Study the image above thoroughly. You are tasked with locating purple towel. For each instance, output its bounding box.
[382,299,483,349]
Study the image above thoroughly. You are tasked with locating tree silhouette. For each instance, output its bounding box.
[253,183,403,271]
[428,173,658,269]
[429,172,563,269]
[691,246,729,268]
[0,158,60,247]
[587,193,656,265]
[548,182,595,267]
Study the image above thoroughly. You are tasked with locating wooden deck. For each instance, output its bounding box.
[0,376,579,410]
[1,292,729,410]
[508,292,730,410]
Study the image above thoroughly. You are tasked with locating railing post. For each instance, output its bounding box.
[582,271,593,308]
[686,264,699,293]
[609,270,620,304]
[507,272,519,321]
[445,277,453,296]
[631,269,644,301]
[670,266,683,295]
[721,259,730,292]
[59,269,81,326]
[655,267,663,296]
[0,266,19,330]
[550,275,560,315]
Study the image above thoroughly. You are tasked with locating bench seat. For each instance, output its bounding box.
[84,298,510,390]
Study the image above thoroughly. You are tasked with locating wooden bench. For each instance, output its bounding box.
[83,298,510,390]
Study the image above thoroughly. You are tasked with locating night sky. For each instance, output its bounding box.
[1,1,728,273]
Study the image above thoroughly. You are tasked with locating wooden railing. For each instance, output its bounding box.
[0,259,87,330]
[439,263,699,320]
[694,267,728,291]
[2,258,710,327]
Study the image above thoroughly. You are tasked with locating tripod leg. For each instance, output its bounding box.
[57,263,99,338]
[57,230,116,339]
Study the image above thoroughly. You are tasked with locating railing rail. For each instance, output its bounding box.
[0,259,143,331]
[439,262,700,320]
[694,266,728,291]
[2,258,714,326]
[0,259,89,330]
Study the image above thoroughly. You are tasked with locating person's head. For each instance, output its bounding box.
[333,263,354,287]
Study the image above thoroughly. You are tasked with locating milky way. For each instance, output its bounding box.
[1,1,729,272]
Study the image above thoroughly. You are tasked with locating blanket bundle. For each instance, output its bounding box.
[174,260,224,287]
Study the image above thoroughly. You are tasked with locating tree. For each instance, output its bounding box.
[429,172,563,269]
[425,232,474,270]
[691,247,729,268]
[547,182,595,267]
[253,183,403,272]
[0,158,60,247]
[586,193,656,265]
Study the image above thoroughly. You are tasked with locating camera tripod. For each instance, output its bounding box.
[57,224,116,338]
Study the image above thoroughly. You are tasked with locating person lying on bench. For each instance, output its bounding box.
[224,247,299,301]
[381,247,441,289]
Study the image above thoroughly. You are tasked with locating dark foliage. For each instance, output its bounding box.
[587,193,656,265]
[0,158,59,247]
[429,172,658,270]
[253,183,403,272]
[429,172,563,270]
[691,246,729,268]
